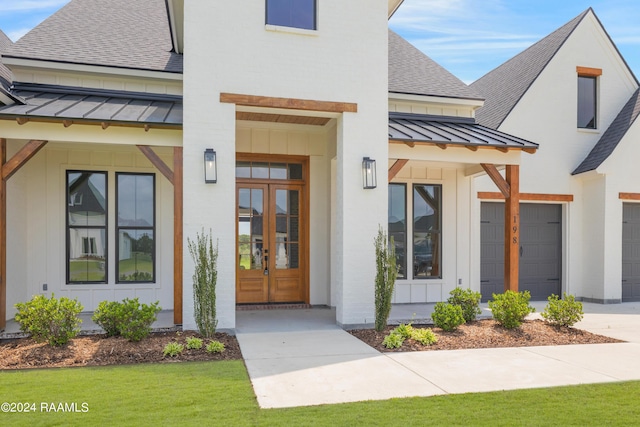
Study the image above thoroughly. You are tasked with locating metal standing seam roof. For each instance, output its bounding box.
[0,84,183,127]
[388,113,538,152]
[573,89,640,175]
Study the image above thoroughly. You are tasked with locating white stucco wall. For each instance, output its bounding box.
[182,0,390,329]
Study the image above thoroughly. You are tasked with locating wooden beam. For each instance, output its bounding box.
[465,145,478,152]
[619,193,640,201]
[0,139,5,330]
[495,147,509,153]
[504,165,520,293]
[404,141,415,148]
[173,147,183,325]
[388,159,409,181]
[101,122,110,130]
[2,140,48,181]
[16,117,28,125]
[481,163,510,198]
[478,192,574,202]
[62,120,73,128]
[136,145,174,185]
[577,66,603,77]
[435,143,447,150]
[220,93,358,113]
[523,148,537,154]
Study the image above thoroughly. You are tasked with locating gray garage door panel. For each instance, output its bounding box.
[622,204,640,302]
[481,203,561,302]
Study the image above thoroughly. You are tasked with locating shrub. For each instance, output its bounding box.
[382,332,404,349]
[186,336,204,350]
[374,226,398,332]
[448,287,482,322]
[411,328,438,346]
[541,294,584,327]
[206,341,225,354]
[489,290,535,329]
[394,322,414,339]
[163,342,184,357]
[14,294,83,347]
[188,229,219,338]
[92,298,161,342]
[431,302,465,332]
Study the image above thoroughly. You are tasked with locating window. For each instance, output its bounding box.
[116,173,155,283]
[388,184,407,279]
[266,0,316,30]
[67,171,107,283]
[578,75,597,129]
[413,184,442,279]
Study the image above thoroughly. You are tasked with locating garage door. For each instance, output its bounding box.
[622,203,640,302]
[481,203,561,301]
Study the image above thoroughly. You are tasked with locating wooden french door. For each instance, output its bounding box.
[236,181,306,303]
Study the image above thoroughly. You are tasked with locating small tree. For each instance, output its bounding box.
[188,229,219,338]
[374,226,398,332]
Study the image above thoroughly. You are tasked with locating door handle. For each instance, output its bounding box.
[519,246,523,257]
[263,249,269,275]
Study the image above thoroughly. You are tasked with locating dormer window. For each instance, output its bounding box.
[577,66,602,129]
[266,0,316,30]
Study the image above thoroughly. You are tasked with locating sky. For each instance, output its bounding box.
[0,0,639,84]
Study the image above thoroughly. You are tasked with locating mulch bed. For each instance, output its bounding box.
[0,330,242,370]
[349,319,623,352]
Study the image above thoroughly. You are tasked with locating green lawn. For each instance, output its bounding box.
[1,361,638,426]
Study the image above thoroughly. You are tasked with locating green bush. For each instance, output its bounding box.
[206,341,225,354]
[431,302,465,332]
[186,337,204,350]
[92,298,161,342]
[394,322,414,339]
[489,290,535,329]
[411,328,438,346]
[382,332,404,349]
[541,294,584,327]
[448,287,482,322]
[14,294,83,347]
[188,229,219,338]
[374,226,398,332]
[163,342,184,357]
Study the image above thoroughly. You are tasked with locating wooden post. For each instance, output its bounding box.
[173,147,183,325]
[505,165,520,292]
[0,139,5,330]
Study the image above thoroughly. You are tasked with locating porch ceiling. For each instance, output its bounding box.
[0,83,182,130]
[388,113,538,153]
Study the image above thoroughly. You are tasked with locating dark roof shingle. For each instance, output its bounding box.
[0,30,13,89]
[3,0,182,74]
[572,89,640,175]
[389,30,482,100]
[471,9,589,129]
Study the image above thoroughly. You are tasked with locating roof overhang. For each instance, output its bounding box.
[388,0,404,18]
[388,113,538,153]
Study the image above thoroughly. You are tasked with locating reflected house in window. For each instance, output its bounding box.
[413,185,441,279]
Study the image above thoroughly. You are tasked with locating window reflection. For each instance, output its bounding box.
[388,184,407,279]
[413,184,442,279]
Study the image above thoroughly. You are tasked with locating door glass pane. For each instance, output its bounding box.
[238,188,264,271]
[413,184,442,279]
[275,189,288,215]
[68,172,106,226]
[68,228,106,282]
[289,243,299,268]
[118,230,154,282]
[270,163,287,179]
[288,163,303,180]
[252,162,269,179]
[236,161,251,178]
[288,190,299,215]
[289,217,299,242]
[275,241,289,269]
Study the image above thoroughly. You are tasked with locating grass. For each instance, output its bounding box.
[1,361,639,426]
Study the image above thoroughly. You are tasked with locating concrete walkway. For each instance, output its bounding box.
[236,303,640,408]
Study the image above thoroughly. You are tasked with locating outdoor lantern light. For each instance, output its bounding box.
[204,149,217,183]
[362,157,377,189]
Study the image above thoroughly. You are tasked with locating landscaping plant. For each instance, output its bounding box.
[541,293,584,327]
[188,228,219,338]
[382,331,405,349]
[14,293,83,347]
[206,340,225,354]
[431,302,465,331]
[382,323,438,348]
[489,290,535,329]
[374,226,398,332]
[447,287,482,322]
[163,342,184,357]
[411,327,438,345]
[186,336,204,350]
[92,298,161,341]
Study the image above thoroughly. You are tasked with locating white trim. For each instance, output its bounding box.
[265,24,319,37]
[389,92,484,108]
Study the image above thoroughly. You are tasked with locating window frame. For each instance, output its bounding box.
[388,183,407,280]
[412,184,443,280]
[115,172,156,284]
[265,0,317,31]
[577,75,598,129]
[66,170,108,284]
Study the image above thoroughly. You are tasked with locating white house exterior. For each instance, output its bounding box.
[5,1,635,333]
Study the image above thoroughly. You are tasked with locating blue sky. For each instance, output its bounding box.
[1,1,639,84]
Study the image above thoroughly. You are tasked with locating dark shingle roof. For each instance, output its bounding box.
[471,9,590,129]
[388,113,538,152]
[389,30,482,100]
[0,83,182,127]
[0,30,13,89]
[3,0,182,74]
[572,89,640,175]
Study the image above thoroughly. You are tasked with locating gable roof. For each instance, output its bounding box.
[572,89,640,175]
[3,0,182,74]
[389,30,483,101]
[471,9,590,129]
[0,30,13,89]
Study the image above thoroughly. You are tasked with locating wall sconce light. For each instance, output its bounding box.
[204,149,217,183]
[362,157,377,189]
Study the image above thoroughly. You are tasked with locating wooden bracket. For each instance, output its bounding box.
[388,159,408,181]
[2,140,48,181]
[481,163,510,198]
[136,145,174,185]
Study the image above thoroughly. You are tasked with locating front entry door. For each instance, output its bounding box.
[237,183,305,303]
